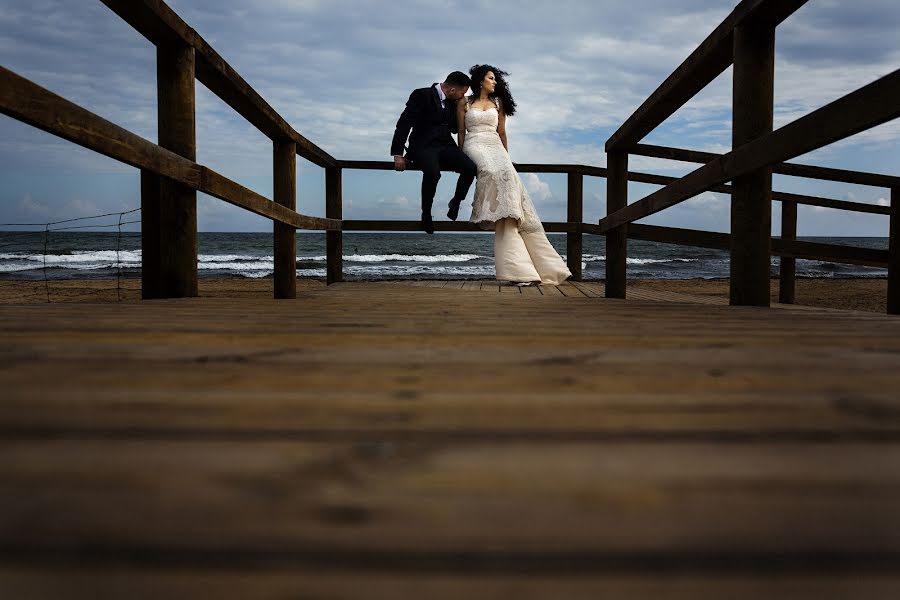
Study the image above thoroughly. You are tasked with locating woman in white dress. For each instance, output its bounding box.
[453,64,571,286]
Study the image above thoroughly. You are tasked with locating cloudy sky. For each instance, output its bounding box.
[1,0,898,235]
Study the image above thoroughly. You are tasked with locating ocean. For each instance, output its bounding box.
[0,231,889,281]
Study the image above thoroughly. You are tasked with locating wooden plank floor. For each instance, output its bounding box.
[1,281,900,598]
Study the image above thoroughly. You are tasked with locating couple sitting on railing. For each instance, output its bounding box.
[391,65,571,287]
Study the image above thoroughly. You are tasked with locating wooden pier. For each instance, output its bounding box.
[2,0,900,595]
[1,282,900,597]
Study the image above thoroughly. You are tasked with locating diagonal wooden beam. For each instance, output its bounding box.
[605,0,808,151]
[0,65,200,187]
[600,68,900,233]
[631,144,900,189]
[0,65,337,231]
[99,0,337,168]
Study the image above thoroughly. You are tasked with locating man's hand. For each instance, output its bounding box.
[393,155,408,171]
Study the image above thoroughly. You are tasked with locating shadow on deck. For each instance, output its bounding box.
[2,282,900,597]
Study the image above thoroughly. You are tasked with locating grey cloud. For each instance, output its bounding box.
[2,0,898,234]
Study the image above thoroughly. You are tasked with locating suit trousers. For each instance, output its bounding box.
[413,144,476,214]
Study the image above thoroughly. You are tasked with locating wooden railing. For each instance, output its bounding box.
[601,0,900,313]
[0,0,897,313]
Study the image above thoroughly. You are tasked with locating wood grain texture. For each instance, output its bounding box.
[606,0,808,150]
[632,143,900,189]
[601,68,900,232]
[1,282,899,595]
[99,0,336,167]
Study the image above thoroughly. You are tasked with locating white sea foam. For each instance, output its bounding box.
[198,254,270,262]
[0,250,143,264]
[582,254,697,265]
[343,253,483,263]
[199,260,274,271]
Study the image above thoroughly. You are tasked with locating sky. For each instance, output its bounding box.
[1,0,898,235]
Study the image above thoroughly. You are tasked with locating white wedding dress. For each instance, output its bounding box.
[462,100,572,285]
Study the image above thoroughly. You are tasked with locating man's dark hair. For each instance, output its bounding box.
[444,71,471,87]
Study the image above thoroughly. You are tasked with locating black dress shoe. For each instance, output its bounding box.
[446,198,462,221]
[421,213,434,234]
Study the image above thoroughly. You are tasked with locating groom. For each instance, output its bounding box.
[391,71,477,234]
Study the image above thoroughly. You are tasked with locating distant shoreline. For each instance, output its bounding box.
[0,277,889,313]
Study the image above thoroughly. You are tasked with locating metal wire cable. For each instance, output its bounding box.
[1,208,141,303]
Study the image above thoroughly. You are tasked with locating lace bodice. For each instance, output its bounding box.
[465,105,499,134]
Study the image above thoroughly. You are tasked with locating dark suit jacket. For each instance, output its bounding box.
[390,84,459,159]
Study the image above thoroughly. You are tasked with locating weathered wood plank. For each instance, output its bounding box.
[567,173,584,281]
[2,284,900,591]
[632,144,900,189]
[779,200,798,304]
[200,169,338,231]
[3,569,899,600]
[626,169,891,216]
[0,66,336,232]
[601,68,900,232]
[606,152,628,297]
[0,65,199,187]
[890,187,900,315]
[608,224,889,269]
[539,285,564,296]
[153,41,198,298]
[1,439,899,560]
[339,160,607,178]
[326,166,343,284]
[569,281,603,298]
[606,0,808,150]
[99,0,336,167]
[273,139,297,299]
[730,21,775,307]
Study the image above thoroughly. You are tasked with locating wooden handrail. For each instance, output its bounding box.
[340,159,889,216]
[3,0,895,308]
[582,223,889,269]
[606,0,807,151]
[99,0,337,168]
[338,160,608,177]
[600,68,900,232]
[632,144,900,189]
[0,66,338,232]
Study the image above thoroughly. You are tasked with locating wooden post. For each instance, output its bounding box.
[567,172,583,281]
[778,200,797,304]
[326,166,343,284]
[730,23,775,307]
[143,43,197,298]
[140,170,161,299]
[273,139,296,299]
[889,186,900,315]
[606,152,628,298]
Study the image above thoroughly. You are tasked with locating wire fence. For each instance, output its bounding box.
[0,207,141,303]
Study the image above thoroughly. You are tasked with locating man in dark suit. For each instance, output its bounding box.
[391,71,477,234]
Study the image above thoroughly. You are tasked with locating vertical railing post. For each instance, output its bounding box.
[730,22,775,307]
[889,186,899,315]
[778,200,797,304]
[606,152,628,298]
[143,42,197,299]
[326,166,343,284]
[273,140,297,299]
[567,171,583,281]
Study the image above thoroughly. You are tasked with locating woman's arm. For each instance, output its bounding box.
[456,98,467,148]
[497,104,508,152]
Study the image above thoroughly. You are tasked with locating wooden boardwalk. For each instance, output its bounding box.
[2,282,900,598]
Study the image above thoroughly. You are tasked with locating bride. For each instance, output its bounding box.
[450,64,571,286]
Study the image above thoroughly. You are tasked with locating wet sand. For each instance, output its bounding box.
[0,277,889,313]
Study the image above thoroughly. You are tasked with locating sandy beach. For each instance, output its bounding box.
[0,277,889,312]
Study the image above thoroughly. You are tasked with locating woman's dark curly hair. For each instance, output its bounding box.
[468,64,517,116]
